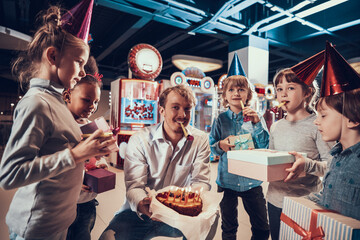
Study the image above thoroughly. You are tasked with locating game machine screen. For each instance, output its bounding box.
[169,68,216,134]
[110,44,162,168]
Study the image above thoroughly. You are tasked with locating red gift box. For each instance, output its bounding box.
[84,168,116,193]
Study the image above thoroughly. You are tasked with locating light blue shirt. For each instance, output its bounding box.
[209,109,269,192]
[319,141,360,220]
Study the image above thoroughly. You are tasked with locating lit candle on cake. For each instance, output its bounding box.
[167,186,174,201]
[173,187,178,202]
[197,187,203,202]
[185,187,189,204]
[195,190,199,202]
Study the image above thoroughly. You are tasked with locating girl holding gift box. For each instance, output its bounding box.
[209,53,270,240]
[0,1,115,240]
[312,42,360,220]
[267,50,333,240]
[63,56,109,240]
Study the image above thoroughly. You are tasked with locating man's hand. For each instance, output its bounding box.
[137,197,152,218]
[284,151,306,182]
[219,136,235,152]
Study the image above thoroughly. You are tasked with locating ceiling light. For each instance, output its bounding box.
[270,6,279,12]
[172,54,223,73]
[218,17,246,29]
[304,21,324,31]
[297,0,348,17]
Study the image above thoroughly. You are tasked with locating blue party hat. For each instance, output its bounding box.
[228,52,246,77]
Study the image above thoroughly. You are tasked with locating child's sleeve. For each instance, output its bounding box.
[0,97,77,190]
[251,116,269,149]
[304,129,334,176]
[209,117,224,156]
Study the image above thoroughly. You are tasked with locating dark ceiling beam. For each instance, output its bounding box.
[157,33,191,52]
[97,0,191,29]
[221,0,259,18]
[96,17,150,62]
[191,0,252,35]
[270,49,303,62]
[159,58,173,71]
[127,0,204,22]
[245,0,313,35]
[186,38,219,52]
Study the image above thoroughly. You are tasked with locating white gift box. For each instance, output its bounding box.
[280,196,360,240]
[227,149,306,181]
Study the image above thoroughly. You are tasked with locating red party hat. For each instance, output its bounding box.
[61,0,94,43]
[320,42,360,97]
[291,50,325,86]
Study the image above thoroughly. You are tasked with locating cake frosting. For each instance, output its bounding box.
[156,189,202,217]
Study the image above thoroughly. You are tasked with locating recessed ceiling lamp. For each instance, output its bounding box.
[172,54,223,73]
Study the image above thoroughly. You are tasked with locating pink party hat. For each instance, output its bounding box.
[61,0,94,42]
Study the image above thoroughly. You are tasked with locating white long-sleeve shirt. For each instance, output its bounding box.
[122,122,211,213]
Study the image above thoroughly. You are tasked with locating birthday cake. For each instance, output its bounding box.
[156,188,202,217]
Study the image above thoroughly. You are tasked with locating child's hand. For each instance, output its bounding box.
[243,107,260,124]
[219,136,235,152]
[71,129,117,163]
[97,163,108,170]
[81,184,92,193]
[284,151,306,182]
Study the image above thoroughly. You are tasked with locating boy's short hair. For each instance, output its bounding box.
[316,88,360,125]
[159,85,196,108]
[221,75,252,107]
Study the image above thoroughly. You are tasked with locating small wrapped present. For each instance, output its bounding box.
[80,116,119,153]
[227,149,306,181]
[280,196,360,240]
[84,168,116,194]
[228,133,254,150]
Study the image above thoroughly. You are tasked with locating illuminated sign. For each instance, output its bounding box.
[186,78,201,88]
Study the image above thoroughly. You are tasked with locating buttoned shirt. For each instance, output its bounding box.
[209,109,269,192]
[123,122,211,213]
[319,141,360,220]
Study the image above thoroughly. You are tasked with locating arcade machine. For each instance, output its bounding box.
[110,43,162,168]
[169,67,216,133]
